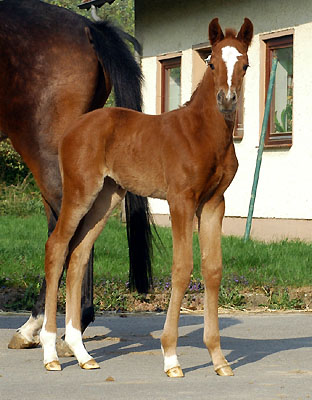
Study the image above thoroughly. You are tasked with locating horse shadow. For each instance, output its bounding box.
[58,313,312,374]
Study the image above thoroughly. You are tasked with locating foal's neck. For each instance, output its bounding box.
[187,68,236,133]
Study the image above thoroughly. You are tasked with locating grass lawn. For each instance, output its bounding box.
[1,214,312,311]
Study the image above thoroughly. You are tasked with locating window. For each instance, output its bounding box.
[160,57,181,112]
[234,84,244,140]
[264,35,293,146]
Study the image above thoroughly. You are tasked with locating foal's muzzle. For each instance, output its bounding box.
[216,89,238,114]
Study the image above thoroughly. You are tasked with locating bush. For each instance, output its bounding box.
[0,139,30,185]
[0,139,43,215]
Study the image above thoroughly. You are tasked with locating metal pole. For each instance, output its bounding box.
[244,56,278,241]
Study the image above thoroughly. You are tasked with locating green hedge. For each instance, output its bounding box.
[0,140,30,185]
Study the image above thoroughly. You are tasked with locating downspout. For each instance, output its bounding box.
[244,56,278,241]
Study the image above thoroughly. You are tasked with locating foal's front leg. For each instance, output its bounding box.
[160,197,195,378]
[198,198,233,376]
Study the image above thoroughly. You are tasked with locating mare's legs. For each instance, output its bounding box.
[198,196,233,376]
[160,196,195,378]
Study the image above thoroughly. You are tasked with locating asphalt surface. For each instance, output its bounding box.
[0,311,312,400]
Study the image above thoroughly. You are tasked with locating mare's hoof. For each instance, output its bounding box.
[45,360,62,371]
[56,338,74,357]
[79,359,100,370]
[8,332,39,349]
[214,363,234,376]
[166,366,184,378]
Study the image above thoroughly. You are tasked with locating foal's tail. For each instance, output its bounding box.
[86,20,153,293]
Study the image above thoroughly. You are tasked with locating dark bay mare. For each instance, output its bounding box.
[1,0,152,350]
[39,18,253,374]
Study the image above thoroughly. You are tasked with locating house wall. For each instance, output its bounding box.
[135,0,312,240]
[135,0,312,57]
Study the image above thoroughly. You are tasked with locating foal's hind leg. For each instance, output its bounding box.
[160,196,195,378]
[40,179,108,371]
[198,197,233,376]
[64,179,125,369]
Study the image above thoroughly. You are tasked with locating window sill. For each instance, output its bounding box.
[261,143,292,149]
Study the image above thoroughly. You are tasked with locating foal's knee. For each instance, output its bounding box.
[201,258,222,288]
[171,263,193,291]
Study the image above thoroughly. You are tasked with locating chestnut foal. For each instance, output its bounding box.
[40,18,253,375]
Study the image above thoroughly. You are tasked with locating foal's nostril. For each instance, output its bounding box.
[231,92,237,103]
[217,91,224,103]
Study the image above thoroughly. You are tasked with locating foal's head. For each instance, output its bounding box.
[207,18,253,115]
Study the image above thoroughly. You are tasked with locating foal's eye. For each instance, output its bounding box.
[209,63,215,70]
[243,64,249,71]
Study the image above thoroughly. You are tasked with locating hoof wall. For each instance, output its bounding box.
[166,366,184,378]
[80,359,100,370]
[214,363,234,376]
[8,332,39,349]
[45,361,61,371]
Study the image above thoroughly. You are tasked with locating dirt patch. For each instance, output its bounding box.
[0,287,25,311]
[1,286,312,313]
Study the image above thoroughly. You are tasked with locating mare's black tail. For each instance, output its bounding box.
[86,21,153,293]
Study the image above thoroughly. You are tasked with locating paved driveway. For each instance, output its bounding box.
[1,311,312,400]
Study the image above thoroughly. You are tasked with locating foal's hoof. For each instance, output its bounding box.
[214,363,234,376]
[166,366,184,378]
[8,331,39,349]
[79,359,100,370]
[45,360,62,371]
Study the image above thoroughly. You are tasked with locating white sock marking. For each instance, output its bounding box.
[40,317,58,365]
[65,320,92,365]
[161,345,180,372]
[221,46,242,99]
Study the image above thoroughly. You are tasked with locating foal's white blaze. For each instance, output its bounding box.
[40,317,58,365]
[65,320,92,365]
[221,46,242,99]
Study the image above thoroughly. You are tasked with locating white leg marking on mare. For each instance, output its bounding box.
[161,346,180,372]
[40,317,58,365]
[17,314,44,342]
[221,46,242,99]
[65,320,92,366]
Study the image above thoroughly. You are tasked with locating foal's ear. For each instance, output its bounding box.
[209,18,225,46]
[236,18,254,48]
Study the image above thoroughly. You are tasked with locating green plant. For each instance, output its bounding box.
[0,140,30,185]
[274,103,292,132]
[219,286,245,309]
[94,279,129,311]
[0,175,43,216]
[268,288,305,310]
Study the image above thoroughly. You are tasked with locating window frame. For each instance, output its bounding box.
[264,34,293,147]
[160,56,182,113]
